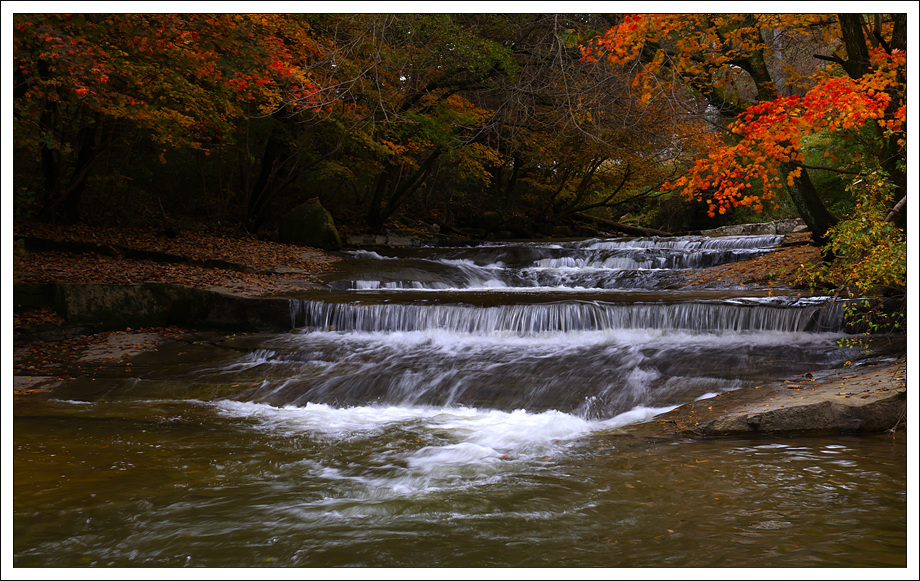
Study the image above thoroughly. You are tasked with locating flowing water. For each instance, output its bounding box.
[12,234,908,568]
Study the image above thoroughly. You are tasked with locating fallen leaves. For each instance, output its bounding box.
[14,307,65,328]
[13,326,190,388]
[685,233,821,288]
[14,222,342,297]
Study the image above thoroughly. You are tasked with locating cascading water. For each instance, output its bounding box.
[208,233,851,420]
[16,233,905,568]
[323,234,786,290]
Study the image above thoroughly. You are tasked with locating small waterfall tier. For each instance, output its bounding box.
[290,295,844,336]
[320,234,786,291]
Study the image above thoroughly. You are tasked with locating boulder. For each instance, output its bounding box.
[701,224,744,236]
[553,225,574,238]
[745,222,777,235]
[481,211,503,231]
[774,218,806,234]
[279,198,342,251]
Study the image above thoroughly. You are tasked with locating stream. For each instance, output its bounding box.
[12,234,907,567]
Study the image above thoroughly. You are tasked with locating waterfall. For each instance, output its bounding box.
[325,233,785,290]
[246,232,860,417]
[289,297,844,335]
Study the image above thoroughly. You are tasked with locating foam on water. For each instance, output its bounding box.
[214,400,594,446]
[211,400,608,500]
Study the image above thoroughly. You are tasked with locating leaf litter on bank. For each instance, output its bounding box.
[14,222,341,296]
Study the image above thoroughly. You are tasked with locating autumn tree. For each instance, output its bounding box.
[582,13,906,245]
[22,12,902,247]
[437,13,700,234]
[311,14,515,232]
[277,14,696,235]
[13,13,329,224]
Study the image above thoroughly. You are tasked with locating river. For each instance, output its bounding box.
[12,234,908,568]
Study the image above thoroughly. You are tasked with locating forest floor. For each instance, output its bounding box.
[13,221,341,298]
[14,222,905,438]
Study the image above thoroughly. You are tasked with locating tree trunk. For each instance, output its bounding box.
[365,150,443,232]
[365,166,398,233]
[574,213,671,237]
[245,133,290,234]
[836,14,872,78]
[38,101,62,220]
[39,107,102,223]
[59,122,99,222]
[781,162,837,246]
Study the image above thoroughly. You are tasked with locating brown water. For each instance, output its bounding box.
[12,396,907,568]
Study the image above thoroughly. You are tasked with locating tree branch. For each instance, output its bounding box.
[884,195,906,223]
[792,161,862,175]
[813,53,848,68]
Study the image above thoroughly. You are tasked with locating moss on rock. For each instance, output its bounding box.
[279,198,343,251]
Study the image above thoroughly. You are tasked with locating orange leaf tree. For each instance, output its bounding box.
[668,47,905,219]
[582,13,906,244]
[13,13,330,222]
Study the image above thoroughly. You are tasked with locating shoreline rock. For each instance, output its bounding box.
[14,282,294,343]
[699,218,807,237]
[615,357,907,438]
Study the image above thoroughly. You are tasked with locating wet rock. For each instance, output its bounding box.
[617,360,907,438]
[696,393,907,436]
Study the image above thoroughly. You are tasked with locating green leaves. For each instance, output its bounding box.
[796,170,905,350]
[823,171,906,294]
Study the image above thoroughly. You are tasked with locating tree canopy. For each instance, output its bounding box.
[582,13,907,242]
[13,13,699,236]
[581,12,907,303]
[12,10,909,290]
